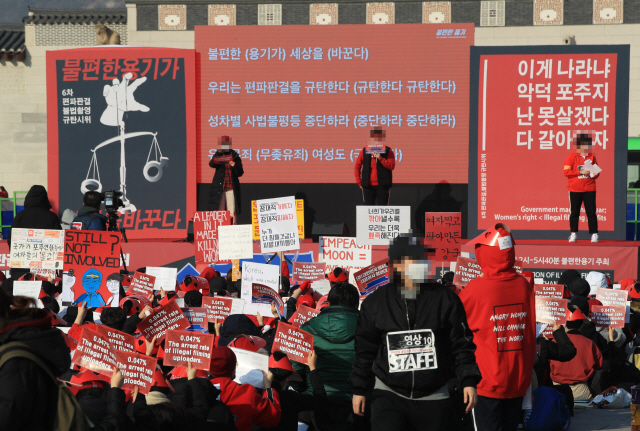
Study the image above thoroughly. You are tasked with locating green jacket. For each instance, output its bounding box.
[291,306,359,403]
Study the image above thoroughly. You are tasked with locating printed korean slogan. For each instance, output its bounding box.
[193,210,231,264]
[353,258,390,295]
[9,228,65,271]
[256,196,300,253]
[356,206,411,246]
[424,212,462,261]
[252,199,305,240]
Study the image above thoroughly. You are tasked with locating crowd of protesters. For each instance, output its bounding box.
[2,185,640,431]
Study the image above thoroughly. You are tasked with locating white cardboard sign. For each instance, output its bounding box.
[145,267,178,291]
[356,206,411,246]
[256,196,300,253]
[218,225,253,260]
[241,261,280,315]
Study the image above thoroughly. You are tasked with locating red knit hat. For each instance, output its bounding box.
[229,335,267,352]
[209,346,237,378]
[68,370,110,395]
[467,223,515,249]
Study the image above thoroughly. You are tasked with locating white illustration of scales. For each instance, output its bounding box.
[81,72,168,213]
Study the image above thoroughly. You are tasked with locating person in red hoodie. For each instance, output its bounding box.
[564,132,601,243]
[459,223,535,431]
[209,345,281,431]
[354,128,396,205]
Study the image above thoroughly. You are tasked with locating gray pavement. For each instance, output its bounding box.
[568,406,631,430]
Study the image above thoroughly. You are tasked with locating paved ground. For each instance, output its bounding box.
[569,406,631,430]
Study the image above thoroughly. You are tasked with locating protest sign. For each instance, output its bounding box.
[272,322,314,365]
[535,297,567,325]
[289,305,320,328]
[596,288,628,307]
[311,279,331,297]
[193,211,231,264]
[232,260,241,281]
[218,225,253,260]
[252,283,284,317]
[252,199,305,240]
[256,196,300,253]
[114,351,157,395]
[212,154,232,164]
[146,267,178,291]
[72,326,117,377]
[292,262,326,283]
[63,230,122,307]
[10,228,65,270]
[94,325,136,352]
[533,284,564,298]
[319,237,372,282]
[181,307,208,329]
[365,142,386,154]
[424,212,462,261]
[202,296,245,322]
[356,206,411,246]
[241,261,280,315]
[230,347,269,385]
[13,281,42,303]
[353,258,390,295]
[129,272,156,297]
[452,257,482,287]
[163,330,215,370]
[591,305,626,328]
[137,300,190,341]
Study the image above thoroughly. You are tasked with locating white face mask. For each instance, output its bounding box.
[221,144,230,152]
[406,262,430,283]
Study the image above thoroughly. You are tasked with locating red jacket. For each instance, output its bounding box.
[210,377,281,431]
[459,243,536,399]
[550,332,603,384]
[564,153,599,192]
[354,149,395,187]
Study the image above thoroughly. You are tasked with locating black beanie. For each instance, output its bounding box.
[559,269,581,288]
[569,278,591,298]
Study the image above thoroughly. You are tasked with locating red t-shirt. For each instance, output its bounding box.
[550,332,602,384]
[564,153,599,192]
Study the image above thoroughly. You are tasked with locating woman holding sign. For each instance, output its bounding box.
[209,135,244,224]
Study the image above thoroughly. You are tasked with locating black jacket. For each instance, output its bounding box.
[534,326,576,386]
[348,281,481,399]
[73,206,107,231]
[208,150,244,214]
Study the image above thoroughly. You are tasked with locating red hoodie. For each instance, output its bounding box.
[459,242,536,399]
[210,377,281,431]
[549,332,602,384]
[564,153,599,192]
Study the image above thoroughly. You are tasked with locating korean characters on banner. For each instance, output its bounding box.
[424,213,462,262]
[9,228,65,271]
[63,230,122,307]
[256,196,300,253]
[592,305,625,328]
[319,237,372,282]
[535,297,568,325]
[241,261,280,315]
[272,322,314,365]
[163,330,215,370]
[114,351,157,395]
[193,211,231,264]
[356,206,411,246]
[387,330,438,373]
[353,258,390,296]
[129,271,156,297]
[252,199,305,241]
[533,284,564,298]
[72,326,118,377]
[292,262,326,284]
[452,256,482,288]
[137,299,190,342]
[289,305,320,329]
[218,225,254,260]
[202,296,245,322]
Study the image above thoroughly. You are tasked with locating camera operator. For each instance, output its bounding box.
[72,191,107,231]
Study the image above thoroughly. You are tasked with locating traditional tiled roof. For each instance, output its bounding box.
[0,24,26,57]
[23,7,127,25]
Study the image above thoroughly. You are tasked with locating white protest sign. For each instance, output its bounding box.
[146,267,178,291]
[319,237,372,283]
[13,281,43,306]
[241,261,280,315]
[218,225,253,260]
[230,347,269,387]
[256,196,300,253]
[10,228,65,270]
[356,206,411,246]
[311,279,331,297]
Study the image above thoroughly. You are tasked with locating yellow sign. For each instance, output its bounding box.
[252,199,304,241]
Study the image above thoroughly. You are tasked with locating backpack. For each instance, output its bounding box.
[524,386,571,431]
[0,342,88,431]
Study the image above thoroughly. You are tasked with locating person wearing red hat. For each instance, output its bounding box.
[209,346,281,431]
[550,308,603,401]
[459,224,535,431]
[69,369,129,426]
[620,278,636,292]
[354,128,396,205]
[208,135,244,224]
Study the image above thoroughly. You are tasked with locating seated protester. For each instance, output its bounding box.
[72,190,107,231]
[184,290,203,308]
[209,346,281,431]
[549,307,603,401]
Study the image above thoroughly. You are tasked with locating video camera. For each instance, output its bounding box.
[102,190,124,213]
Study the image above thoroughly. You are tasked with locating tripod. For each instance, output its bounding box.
[106,211,130,275]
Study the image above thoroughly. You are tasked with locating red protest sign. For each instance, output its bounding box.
[596,288,628,307]
[181,307,208,328]
[94,325,136,352]
[453,257,482,287]
[193,211,231,264]
[292,262,326,283]
[424,212,461,261]
[213,154,233,164]
[72,326,117,377]
[533,284,564,298]
[591,305,626,328]
[64,230,122,307]
[252,283,284,317]
[129,272,156,297]
[289,305,320,328]
[353,258,390,295]
[535,297,567,325]
[114,351,157,395]
[272,322,314,365]
[202,296,245,322]
[137,300,190,341]
[163,330,215,370]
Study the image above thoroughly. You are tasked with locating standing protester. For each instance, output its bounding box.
[72,190,107,231]
[564,132,600,243]
[209,135,244,224]
[354,128,395,205]
[349,234,480,431]
[459,224,536,431]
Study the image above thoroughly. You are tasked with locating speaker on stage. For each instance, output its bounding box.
[311,222,349,242]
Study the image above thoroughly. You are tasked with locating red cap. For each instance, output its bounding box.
[229,335,267,352]
[269,352,295,372]
[566,307,587,321]
[152,369,172,388]
[316,294,330,311]
[200,267,217,282]
[297,294,315,309]
[328,268,349,283]
[68,370,109,395]
[120,296,142,316]
[467,223,515,249]
[209,346,237,378]
[169,366,210,379]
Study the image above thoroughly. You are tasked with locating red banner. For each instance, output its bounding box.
[272,322,314,365]
[591,305,625,328]
[163,330,215,370]
[114,351,157,395]
[137,300,190,341]
[94,325,136,352]
[72,326,117,377]
[292,262,326,283]
[535,296,567,325]
[453,257,482,287]
[353,258,390,295]
[193,211,231,264]
[424,212,461,261]
[129,272,156,297]
[289,305,320,328]
[533,284,564,298]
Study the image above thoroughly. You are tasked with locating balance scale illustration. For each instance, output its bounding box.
[80,72,168,213]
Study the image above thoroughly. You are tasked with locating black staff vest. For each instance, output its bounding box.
[361,146,393,188]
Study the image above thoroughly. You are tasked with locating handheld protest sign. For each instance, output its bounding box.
[193,210,231,264]
[452,256,481,287]
[241,261,280,315]
[10,228,65,270]
[535,297,567,325]
[202,296,245,323]
[533,284,564,298]
[596,288,628,307]
[424,212,462,262]
[252,283,284,318]
[591,305,625,328]
[218,225,254,261]
[272,322,314,365]
[137,299,190,342]
[292,262,326,284]
[230,347,269,385]
[94,325,136,352]
[115,351,157,395]
[318,237,372,284]
[145,267,178,291]
[129,272,156,297]
[212,154,232,164]
[289,305,320,328]
[356,206,411,246]
[13,281,44,304]
[163,330,215,370]
[353,258,390,296]
[72,326,117,377]
[256,196,300,253]
[63,230,122,307]
[182,307,208,329]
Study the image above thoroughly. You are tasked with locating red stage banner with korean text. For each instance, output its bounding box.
[193,211,231,264]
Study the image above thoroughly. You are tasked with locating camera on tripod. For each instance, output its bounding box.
[102,190,124,214]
